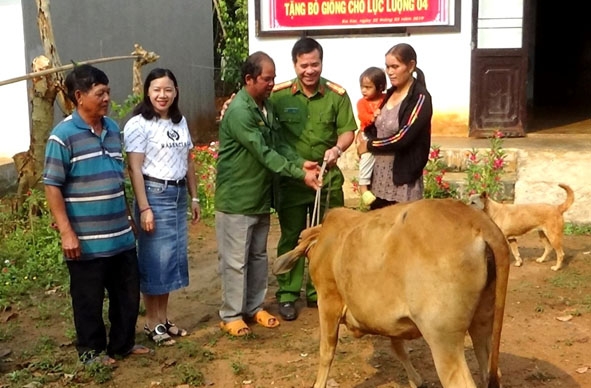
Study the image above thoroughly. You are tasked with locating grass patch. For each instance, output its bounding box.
[176,363,205,386]
[548,269,591,289]
[231,360,249,375]
[0,191,67,310]
[564,223,591,235]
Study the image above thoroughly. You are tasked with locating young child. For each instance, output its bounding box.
[356,66,387,205]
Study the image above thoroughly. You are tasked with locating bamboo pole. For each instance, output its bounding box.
[0,55,142,87]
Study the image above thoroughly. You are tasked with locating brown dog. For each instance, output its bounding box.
[469,183,574,271]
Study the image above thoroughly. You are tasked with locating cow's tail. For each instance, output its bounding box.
[272,225,322,275]
[487,236,511,388]
[557,183,575,214]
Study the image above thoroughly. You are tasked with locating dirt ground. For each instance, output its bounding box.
[1,215,591,388]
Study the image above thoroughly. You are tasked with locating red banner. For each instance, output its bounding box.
[271,0,448,29]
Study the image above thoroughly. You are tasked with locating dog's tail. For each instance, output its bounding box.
[558,184,575,214]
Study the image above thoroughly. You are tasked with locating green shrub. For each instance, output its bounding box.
[464,130,506,199]
[0,190,67,309]
[422,131,507,200]
[423,145,457,199]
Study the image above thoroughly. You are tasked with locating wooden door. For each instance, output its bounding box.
[469,0,527,137]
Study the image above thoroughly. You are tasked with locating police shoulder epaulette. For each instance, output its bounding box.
[273,80,293,92]
[326,81,346,96]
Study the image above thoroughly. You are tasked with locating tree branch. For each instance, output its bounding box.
[212,0,227,38]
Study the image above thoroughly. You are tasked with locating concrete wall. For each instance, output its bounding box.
[248,0,474,136]
[19,0,216,145]
[1,0,216,193]
[0,0,30,159]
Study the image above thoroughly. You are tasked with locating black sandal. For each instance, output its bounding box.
[165,319,188,337]
[144,324,176,346]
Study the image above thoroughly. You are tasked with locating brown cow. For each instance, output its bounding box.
[273,199,510,388]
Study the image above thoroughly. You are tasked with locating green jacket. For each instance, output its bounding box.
[215,88,305,214]
[271,77,357,207]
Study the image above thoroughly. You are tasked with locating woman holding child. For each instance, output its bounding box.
[357,43,433,210]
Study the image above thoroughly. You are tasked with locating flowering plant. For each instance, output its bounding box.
[191,141,219,218]
[465,130,506,199]
[423,145,457,199]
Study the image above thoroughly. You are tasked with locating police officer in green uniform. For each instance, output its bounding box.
[272,37,357,321]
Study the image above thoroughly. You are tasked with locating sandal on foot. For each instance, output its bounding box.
[144,324,176,346]
[84,355,116,367]
[252,310,280,328]
[165,319,188,337]
[219,319,251,337]
[127,344,152,356]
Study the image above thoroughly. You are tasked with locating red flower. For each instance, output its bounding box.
[493,158,504,169]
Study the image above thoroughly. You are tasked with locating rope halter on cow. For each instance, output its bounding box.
[310,160,330,228]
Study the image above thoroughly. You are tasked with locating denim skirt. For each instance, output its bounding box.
[135,180,189,295]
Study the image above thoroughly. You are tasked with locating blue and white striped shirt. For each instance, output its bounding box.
[43,110,135,260]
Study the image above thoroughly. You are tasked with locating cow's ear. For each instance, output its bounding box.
[481,192,488,199]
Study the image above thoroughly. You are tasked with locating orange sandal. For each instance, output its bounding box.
[253,310,280,328]
[219,319,251,337]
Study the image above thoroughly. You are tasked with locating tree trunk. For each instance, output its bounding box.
[13,55,62,204]
[13,0,65,205]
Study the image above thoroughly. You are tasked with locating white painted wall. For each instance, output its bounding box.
[0,0,30,158]
[477,0,523,49]
[248,0,474,135]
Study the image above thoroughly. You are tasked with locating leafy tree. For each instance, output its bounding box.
[213,0,249,92]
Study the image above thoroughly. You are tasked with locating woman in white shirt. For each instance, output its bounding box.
[124,68,200,346]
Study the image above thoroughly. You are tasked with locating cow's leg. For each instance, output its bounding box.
[469,316,493,386]
[390,338,423,388]
[467,281,497,387]
[313,294,343,388]
[424,331,477,388]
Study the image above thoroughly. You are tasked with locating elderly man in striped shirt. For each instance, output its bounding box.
[43,65,149,365]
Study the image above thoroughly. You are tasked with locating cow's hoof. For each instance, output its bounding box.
[279,302,297,321]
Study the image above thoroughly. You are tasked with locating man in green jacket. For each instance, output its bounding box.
[272,38,357,321]
[215,51,320,336]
